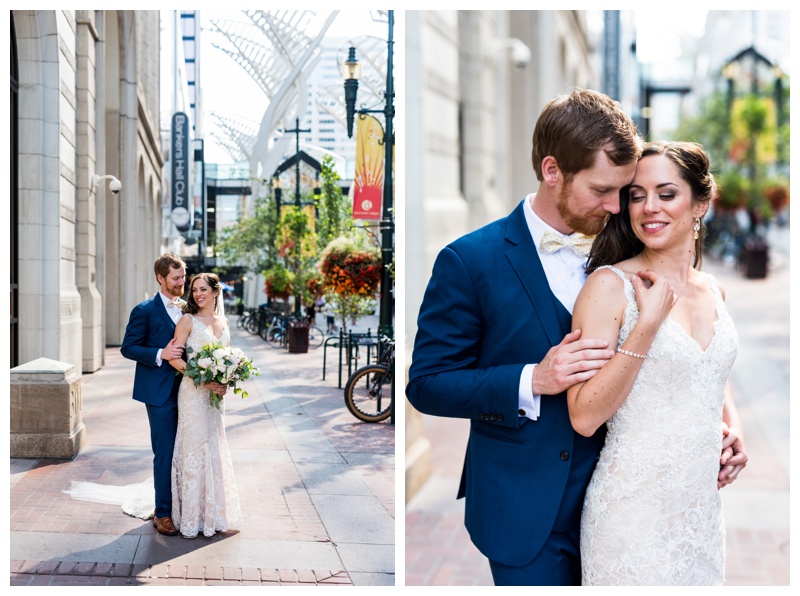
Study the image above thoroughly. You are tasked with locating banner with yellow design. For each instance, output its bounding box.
[353,114,384,220]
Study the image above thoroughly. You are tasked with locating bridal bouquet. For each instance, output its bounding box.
[182,342,259,409]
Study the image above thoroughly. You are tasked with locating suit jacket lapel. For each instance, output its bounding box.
[154,294,177,331]
[505,200,570,346]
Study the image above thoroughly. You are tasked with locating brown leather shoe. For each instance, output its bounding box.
[153,516,179,536]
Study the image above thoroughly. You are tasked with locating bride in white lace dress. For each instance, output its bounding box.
[567,142,746,585]
[167,273,242,538]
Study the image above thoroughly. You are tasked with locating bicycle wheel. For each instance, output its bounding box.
[246,316,260,335]
[236,313,248,329]
[258,318,270,341]
[266,325,284,349]
[344,364,393,422]
[307,325,325,349]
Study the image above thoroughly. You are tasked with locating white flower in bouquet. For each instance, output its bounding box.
[181,341,260,409]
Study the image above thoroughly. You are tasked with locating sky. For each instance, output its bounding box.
[199,10,390,164]
[634,10,708,64]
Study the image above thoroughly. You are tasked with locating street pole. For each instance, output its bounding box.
[341,12,396,423]
[285,117,311,209]
[378,11,395,341]
[284,117,311,316]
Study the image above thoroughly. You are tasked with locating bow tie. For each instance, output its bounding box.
[167,298,185,309]
[539,231,595,257]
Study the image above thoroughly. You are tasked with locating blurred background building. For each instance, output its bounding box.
[404,9,789,501]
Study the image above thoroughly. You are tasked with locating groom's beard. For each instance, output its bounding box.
[557,179,610,237]
[166,283,184,298]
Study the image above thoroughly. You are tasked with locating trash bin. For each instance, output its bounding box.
[742,238,768,279]
[288,321,310,353]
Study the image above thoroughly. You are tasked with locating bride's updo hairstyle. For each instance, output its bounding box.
[586,140,718,273]
[184,272,222,315]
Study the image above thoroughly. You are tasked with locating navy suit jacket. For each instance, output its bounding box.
[407,200,605,567]
[120,294,183,407]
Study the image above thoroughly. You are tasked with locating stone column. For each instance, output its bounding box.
[75,11,103,372]
[10,358,86,459]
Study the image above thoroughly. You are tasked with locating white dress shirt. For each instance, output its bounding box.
[155,292,183,366]
[518,194,590,420]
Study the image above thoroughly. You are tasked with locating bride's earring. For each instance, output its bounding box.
[694,218,701,240]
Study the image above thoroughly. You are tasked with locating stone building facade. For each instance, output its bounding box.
[11,10,164,374]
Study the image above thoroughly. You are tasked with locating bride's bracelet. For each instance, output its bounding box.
[617,348,647,359]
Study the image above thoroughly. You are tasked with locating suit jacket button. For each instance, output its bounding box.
[560,451,570,461]
[479,413,486,420]
[497,414,504,422]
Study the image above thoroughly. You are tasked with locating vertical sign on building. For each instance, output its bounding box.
[352,114,384,220]
[171,112,191,231]
[603,10,621,102]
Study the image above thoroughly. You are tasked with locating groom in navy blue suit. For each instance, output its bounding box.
[407,90,641,585]
[121,253,188,536]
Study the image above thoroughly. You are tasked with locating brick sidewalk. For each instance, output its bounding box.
[11,315,395,586]
[10,560,350,586]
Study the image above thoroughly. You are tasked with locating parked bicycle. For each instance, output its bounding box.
[343,336,394,422]
[236,307,257,330]
[307,323,325,349]
[266,314,325,349]
[265,314,290,349]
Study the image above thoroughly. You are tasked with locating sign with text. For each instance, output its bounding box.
[352,114,383,220]
[171,112,191,231]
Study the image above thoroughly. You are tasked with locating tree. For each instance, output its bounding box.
[673,90,731,168]
[278,205,316,309]
[216,190,280,272]
[673,81,790,234]
[315,155,355,254]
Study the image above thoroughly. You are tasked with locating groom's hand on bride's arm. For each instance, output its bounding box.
[162,338,184,361]
[531,329,615,396]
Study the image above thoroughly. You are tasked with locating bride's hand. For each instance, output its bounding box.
[206,381,228,396]
[631,270,677,331]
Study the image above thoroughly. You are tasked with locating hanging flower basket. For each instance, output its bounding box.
[263,265,294,301]
[318,238,381,298]
[306,273,325,300]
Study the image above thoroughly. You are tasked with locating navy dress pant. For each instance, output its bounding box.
[146,397,179,519]
[489,527,581,586]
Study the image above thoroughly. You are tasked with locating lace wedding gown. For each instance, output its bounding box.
[580,266,738,586]
[171,315,242,538]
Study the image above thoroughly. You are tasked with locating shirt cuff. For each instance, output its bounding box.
[518,363,541,420]
[156,348,163,367]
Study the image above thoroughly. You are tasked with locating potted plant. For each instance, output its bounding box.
[717,168,748,211]
[263,264,294,301]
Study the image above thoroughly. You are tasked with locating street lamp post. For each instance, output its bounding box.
[272,176,282,220]
[342,10,394,341]
[284,118,311,317]
[285,117,311,209]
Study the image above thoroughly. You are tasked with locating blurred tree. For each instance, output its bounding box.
[216,190,280,272]
[315,155,355,254]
